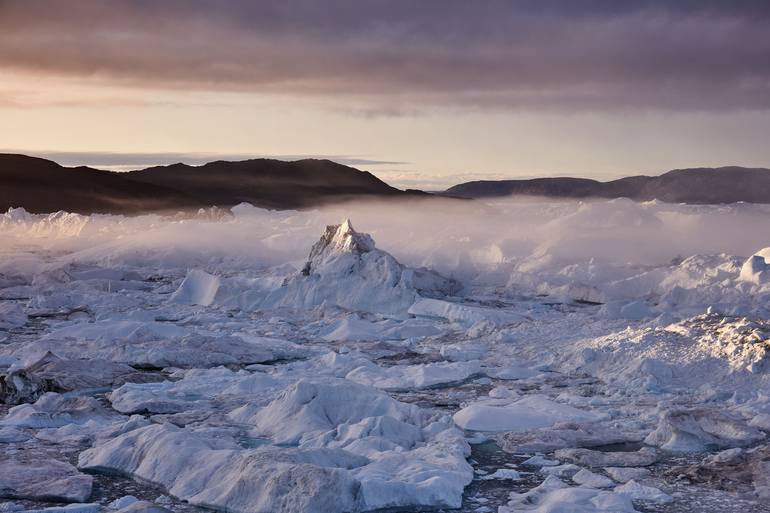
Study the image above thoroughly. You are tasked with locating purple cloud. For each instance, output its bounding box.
[1,0,768,111]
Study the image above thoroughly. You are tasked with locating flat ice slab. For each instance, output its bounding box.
[453,395,603,432]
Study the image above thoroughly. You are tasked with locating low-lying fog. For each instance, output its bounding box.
[3,198,770,282]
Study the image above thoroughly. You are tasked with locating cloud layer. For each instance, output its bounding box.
[1,0,769,111]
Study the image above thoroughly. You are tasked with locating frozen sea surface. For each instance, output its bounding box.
[3,200,770,513]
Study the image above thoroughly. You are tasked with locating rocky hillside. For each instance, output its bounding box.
[444,167,770,204]
[0,154,413,214]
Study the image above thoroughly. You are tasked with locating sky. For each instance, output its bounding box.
[1,0,769,189]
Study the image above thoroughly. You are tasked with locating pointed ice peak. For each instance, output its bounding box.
[332,219,356,247]
[330,219,375,254]
[315,219,375,256]
[303,219,376,275]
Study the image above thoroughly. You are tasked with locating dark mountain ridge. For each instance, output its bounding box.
[0,154,197,214]
[127,158,402,209]
[0,154,409,214]
[4,154,770,215]
[443,166,770,204]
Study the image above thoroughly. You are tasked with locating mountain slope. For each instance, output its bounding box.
[6,154,770,215]
[123,158,402,209]
[0,154,197,214]
[0,154,408,214]
[444,167,770,204]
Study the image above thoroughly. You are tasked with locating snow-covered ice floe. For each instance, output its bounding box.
[5,200,770,512]
[80,378,473,512]
[453,394,604,433]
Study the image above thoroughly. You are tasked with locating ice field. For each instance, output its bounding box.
[3,198,770,513]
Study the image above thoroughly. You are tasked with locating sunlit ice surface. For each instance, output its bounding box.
[3,198,770,513]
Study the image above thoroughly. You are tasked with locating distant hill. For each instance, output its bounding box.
[0,154,411,214]
[0,154,197,214]
[5,154,770,215]
[125,159,403,210]
[443,167,770,204]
